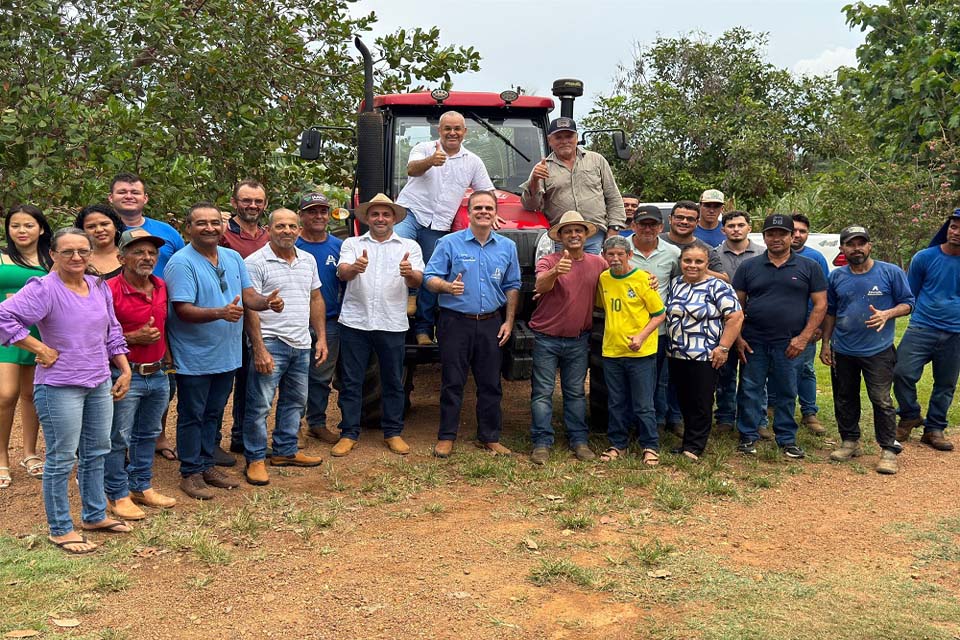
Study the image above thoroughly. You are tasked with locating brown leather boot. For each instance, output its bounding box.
[897,417,923,442]
[108,496,146,520]
[920,430,954,451]
[130,488,177,509]
[245,460,270,486]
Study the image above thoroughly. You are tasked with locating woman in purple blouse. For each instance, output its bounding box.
[0,228,132,554]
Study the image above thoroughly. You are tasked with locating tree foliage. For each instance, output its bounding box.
[586,29,845,210]
[0,0,480,216]
[841,0,960,159]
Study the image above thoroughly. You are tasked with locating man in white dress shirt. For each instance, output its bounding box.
[331,194,424,457]
[395,110,494,345]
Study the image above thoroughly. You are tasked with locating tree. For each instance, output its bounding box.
[585,29,844,210]
[841,0,960,159]
[0,0,480,217]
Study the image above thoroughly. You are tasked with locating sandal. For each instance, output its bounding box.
[19,455,44,478]
[48,534,98,555]
[0,466,10,489]
[81,519,131,534]
[642,449,660,467]
[600,447,623,462]
[155,447,177,461]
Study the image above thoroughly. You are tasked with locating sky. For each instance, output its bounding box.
[350,0,866,119]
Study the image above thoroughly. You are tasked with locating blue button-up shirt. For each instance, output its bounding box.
[424,228,521,315]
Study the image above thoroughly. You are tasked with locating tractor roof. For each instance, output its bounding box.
[366,92,555,111]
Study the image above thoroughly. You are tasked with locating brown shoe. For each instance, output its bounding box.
[416,333,434,346]
[180,473,215,500]
[202,467,241,489]
[307,424,341,444]
[876,449,899,474]
[477,441,512,456]
[130,488,177,509]
[758,426,775,441]
[330,438,357,457]
[897,417,924,442]
[384,436,410,455]
[802,413,826,435]
[108,496,146,521]
[270,451,324,467]
[433,440,454,458]
[920,430,954,451]
[245,460,270,485]
[571,443,596,462]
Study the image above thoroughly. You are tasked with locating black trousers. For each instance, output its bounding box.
[669,357,719,456]
[437,309,503,443]
[830,347,899,452]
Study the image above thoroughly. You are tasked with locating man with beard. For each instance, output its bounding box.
[660,201,728,282]
[241,209,327,485]
[733,214,826,459]
[820,226,914,474]
[893,210,960,451]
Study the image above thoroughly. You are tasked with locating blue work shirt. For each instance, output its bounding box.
[827,260,914,357]
[296,235,344,319]
[424,228,521,315]
[164,244,252,375]
[907,245,960,333]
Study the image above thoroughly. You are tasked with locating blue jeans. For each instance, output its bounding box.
[34,381,113,536]
[603,355,658,450]
[769,341,819,416]
[305,319,341,429]
[104,369,169,499]
[655,339,682,425]
[715,356,739,425]
[553,232,604,255]
[176,371,235,477]
[530,331,589,448]
[243,338,310,461]
[894,325,960,431]
[337,324,406,440]
[738,340,799,446]
[394,212,447,337]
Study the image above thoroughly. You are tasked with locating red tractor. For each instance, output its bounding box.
[299,38,629,426]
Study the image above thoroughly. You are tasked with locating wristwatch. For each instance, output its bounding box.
[717,346,730,352]
[608,225,624,232]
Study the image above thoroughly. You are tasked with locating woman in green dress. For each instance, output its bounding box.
[0,205,53,487]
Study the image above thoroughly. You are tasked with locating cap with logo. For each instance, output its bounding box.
[299,192,330,211]
[700,189,725,204]
[547,117,577,137]
[119,228,166,252]
[761,214,794,233]
[839,225,870,244]
[632,205,663,224]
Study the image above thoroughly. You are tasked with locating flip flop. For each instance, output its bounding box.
[642,449,660,467]
[19,455,44,478]
[0,466,11,489]
[81,519,131,534]
[155,447,177,461]
[49,535,98,555]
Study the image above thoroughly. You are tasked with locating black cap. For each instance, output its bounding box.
[839,225,870,244]
[547,117,577,136]
[761,214,794,233]
[632,206,662,224]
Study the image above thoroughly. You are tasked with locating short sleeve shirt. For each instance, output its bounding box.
[164,244,252,375]
[827,260,914,357]
[296,235,344,319]
[529,252,608,337]
[659,233,725,273]
[628,237,680,335]
[596,268,665,358]
[245,244,321,349]
[133,217,185,277]
[666,276,741,361]
[108,273,168,364]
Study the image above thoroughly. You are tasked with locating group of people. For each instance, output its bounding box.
[1,113,958,556]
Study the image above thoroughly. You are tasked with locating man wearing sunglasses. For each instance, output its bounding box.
[164,203,284,500]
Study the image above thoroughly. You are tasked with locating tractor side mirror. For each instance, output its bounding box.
[299,129,321,160]
[612,131,632,161]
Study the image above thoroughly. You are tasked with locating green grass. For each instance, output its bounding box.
[528,558,596,588]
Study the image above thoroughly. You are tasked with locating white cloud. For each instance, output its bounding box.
[792,46,858,77]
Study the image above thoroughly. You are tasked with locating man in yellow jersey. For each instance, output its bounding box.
[596,236,665,465]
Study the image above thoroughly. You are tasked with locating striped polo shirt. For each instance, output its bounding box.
[244,243,321,349]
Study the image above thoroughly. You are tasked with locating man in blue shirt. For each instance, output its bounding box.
[164,203,284,500]
[733,214,827,459]
[108,172,185,276]
[893,210,960,451]
[820,226,914,474]
[295,192,345,444]
[694,189,726,248]
[424,190,521,458]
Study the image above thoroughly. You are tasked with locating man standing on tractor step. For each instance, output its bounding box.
[521,117,627,254]
[893,210,960,452]
[528,211,607,465]
[395,111,495,347]
[332,194,424,458]
[425,190,521,459]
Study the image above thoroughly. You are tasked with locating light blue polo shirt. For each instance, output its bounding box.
[164,244,251,375]
[424,228,521,315]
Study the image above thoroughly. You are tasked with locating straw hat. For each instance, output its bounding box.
[355,193,407,225]
[547,210,598,241]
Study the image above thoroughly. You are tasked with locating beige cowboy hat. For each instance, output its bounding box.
[355,193,407,225]
[548,210,598,241]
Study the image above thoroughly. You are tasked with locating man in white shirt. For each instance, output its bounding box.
[395,111,494,345]
[333,194,424,457]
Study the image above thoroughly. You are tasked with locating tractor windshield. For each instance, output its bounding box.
[392,115,545,196]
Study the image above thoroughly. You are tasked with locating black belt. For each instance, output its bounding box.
[449,310,499,321]
[130,361,165,375]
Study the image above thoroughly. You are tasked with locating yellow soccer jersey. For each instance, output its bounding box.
[596,268,665,358]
